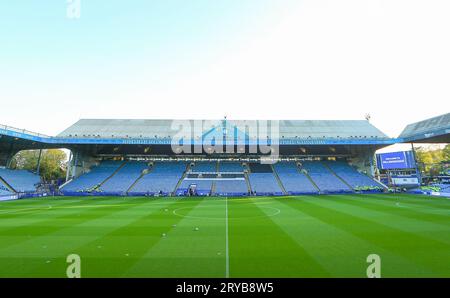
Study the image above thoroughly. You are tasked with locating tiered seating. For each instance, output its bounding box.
[248,173,283,195]
[131,162,186,195]
[430,184,450,191]
[301,161,351,193]
[62,161,123,193]
[0,168,41,193]
[274,162,318,194]
[247,163,282,195]
[324,161,381,189]
[100,161,149,193]
[215,180,248,196]
[176,162,216,195]
[190,162,216,172]
[177,179,212,196]
[213,162,247,195]
[438,184,450,191]
[0,185,12,196]
[218,162,244,172]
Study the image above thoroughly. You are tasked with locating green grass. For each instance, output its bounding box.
[0,194,449,277]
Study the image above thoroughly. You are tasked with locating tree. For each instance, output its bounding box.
[415,145,446,176]
[443,144,450,161]
[10,149,67,181]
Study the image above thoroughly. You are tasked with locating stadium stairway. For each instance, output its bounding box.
[322,162,354,191]
[211,180,217,195]
[126,164,153,193]
[128,162,186,195]
[299,168,321,193]
[243,165,252,194]
[273,162,318,195]
[210,162,220,195]
[173,163,191,194]
[324,160,386,191]
[271,164,288,195]
[371,175,388,189]
[58,178,73,191]
[95,160,128,191]
[300,161,352,193]
[0,176,16,193]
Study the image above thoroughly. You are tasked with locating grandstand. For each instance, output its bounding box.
[100,161,149,194]
[323,160,383,190]
[0,186,12,196]
[61,161,125,193]
[0,168,41,193]
[0,113,449,198]
[58,158,386,196]
[301,161,352,193]
[273,162,318,194]
[130,162,186,195]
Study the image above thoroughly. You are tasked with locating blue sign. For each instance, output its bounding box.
[378,151,415,169]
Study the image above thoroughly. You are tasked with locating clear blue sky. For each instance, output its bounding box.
[1,1,449,142]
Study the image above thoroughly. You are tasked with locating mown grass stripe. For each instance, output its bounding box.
[27,198,188,277]
[314,195,450,246]
[123,198,216,277]
[0,198,147,237]
[0,198,173,277]
[368,194,450,209]
[228,197,329,277]
[275,197,435,277]
[300,196,450,276]
[0,198,155,260]
[335,195,450,227]
[0,194,449,277]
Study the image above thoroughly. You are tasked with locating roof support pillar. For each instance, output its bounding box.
[65,150,73,182]
[71,151,79,179]
[410,142,422,185]
[370,152,375,177]
[36,149,43,175]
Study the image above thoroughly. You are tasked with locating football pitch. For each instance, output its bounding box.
[0,194,449,277]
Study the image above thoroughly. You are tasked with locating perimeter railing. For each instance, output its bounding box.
[0,124,50,138]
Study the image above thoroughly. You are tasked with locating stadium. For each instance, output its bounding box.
[0,113,449,277]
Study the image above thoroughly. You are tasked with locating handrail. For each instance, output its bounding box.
[0,124,51,138]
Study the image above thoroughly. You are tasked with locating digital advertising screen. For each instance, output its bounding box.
[378,151,416,170]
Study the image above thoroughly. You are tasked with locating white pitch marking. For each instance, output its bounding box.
[172,206,280,219]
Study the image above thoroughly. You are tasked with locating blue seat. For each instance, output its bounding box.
[248,173,283,195]
[324,161,381,189]
[218,162,244,172]
[62,161,123,192]
[131,162,186,195]
[0,185,12,195]
[0,168,40,193]
[215,179,248,196]
[301,161,351,193]
[190,162,217,172]
[177,179,213,196]
[101,161,149,193]
[274,162,318,194]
